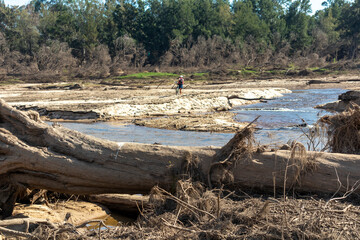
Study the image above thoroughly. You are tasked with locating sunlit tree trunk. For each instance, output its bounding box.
[0,99,359,218]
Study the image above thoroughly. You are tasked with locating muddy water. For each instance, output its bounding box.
[59,88,345,147]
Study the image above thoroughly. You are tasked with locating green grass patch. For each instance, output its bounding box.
[116,72,178,79]
[0,78,24,85]
[238,68,259,76]
[188,72,209,81]
[242,69,257,74]
[192,72,207,77]
[310,67,332,74]
[287,64,296,69]
[308,67,319,71]
[265,69,287,75]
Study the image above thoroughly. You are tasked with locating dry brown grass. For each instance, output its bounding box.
[42,179,358,240]
[319,103,360,154]
[12,151,360,239]
[286,141,319,188]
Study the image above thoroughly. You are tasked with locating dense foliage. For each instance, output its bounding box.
[0,0,359,78]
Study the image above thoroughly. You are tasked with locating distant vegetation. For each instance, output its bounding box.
[116,72,178,79]
[0,0,359,81]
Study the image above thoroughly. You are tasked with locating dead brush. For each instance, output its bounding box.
[282,141,319,195]
[146,180,265,239]
[139,178,360,240]
[300,121,329,152]
[319,103,360,154]
[216,119,256,162]
[25,191,360,239]
[149,181,217,223]
[180,152,205,183]
[209,117,257,188]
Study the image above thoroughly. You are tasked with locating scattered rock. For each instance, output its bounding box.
[307,80,340,85]
[256,145,268,153]
[338,91,360,102]
[215,106,230,111]
[280,144,291,150]
[289,123,307,128]
[69,83,82,90]
[298,69,312,76]
[317,90,360,112]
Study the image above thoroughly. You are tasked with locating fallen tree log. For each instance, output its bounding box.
[0,99,360,219]
[233,150,360,194]
[88,194,149,213]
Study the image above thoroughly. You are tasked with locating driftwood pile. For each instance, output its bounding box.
[4,180,358,239]
[0,99,360,239]
[319,103,360,154]
[103,180,360,239]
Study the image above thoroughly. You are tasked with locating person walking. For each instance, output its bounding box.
[177,75,184,95]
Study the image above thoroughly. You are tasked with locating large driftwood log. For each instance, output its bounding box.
[0,99,360,218]
[88,194,149,213]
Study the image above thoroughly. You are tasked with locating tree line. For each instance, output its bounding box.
[0,0,359,79]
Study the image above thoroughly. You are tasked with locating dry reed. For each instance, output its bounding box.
[319,103,360,154]
[54,180,358,240]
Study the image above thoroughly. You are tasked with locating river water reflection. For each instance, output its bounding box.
[59,88,346,147]
[232,88,346,147]
[60,122,233,147]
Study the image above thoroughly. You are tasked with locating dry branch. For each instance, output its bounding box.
[88,194,149,213]
[0,218,56,228]
[319,104,360,154]
[0,225,35,238]
[154,186,216,219]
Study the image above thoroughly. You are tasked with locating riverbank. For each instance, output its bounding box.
[1,73,359,132]
[1,74,360,239]
[0,82,291,132]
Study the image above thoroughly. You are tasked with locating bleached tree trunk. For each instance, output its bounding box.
[0,99,216,218]
[232,151,360,194]
[0,99,359,218]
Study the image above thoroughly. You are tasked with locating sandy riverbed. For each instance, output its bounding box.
[0,82,292,132]
[2,74,359,133]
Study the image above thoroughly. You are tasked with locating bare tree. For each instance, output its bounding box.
[161,36,242,69]
[3,51,38,75]
[112,35,147,72]
[87,44,112,78]
[36,41,77,74]
[0,32,8,75]
[0,32,7,56]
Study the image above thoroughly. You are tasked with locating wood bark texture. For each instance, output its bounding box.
[88,194,149,213]
[0,99,359,218]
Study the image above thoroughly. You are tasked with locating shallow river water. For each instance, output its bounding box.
[233,88,346,147]
[59,88,346,147]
